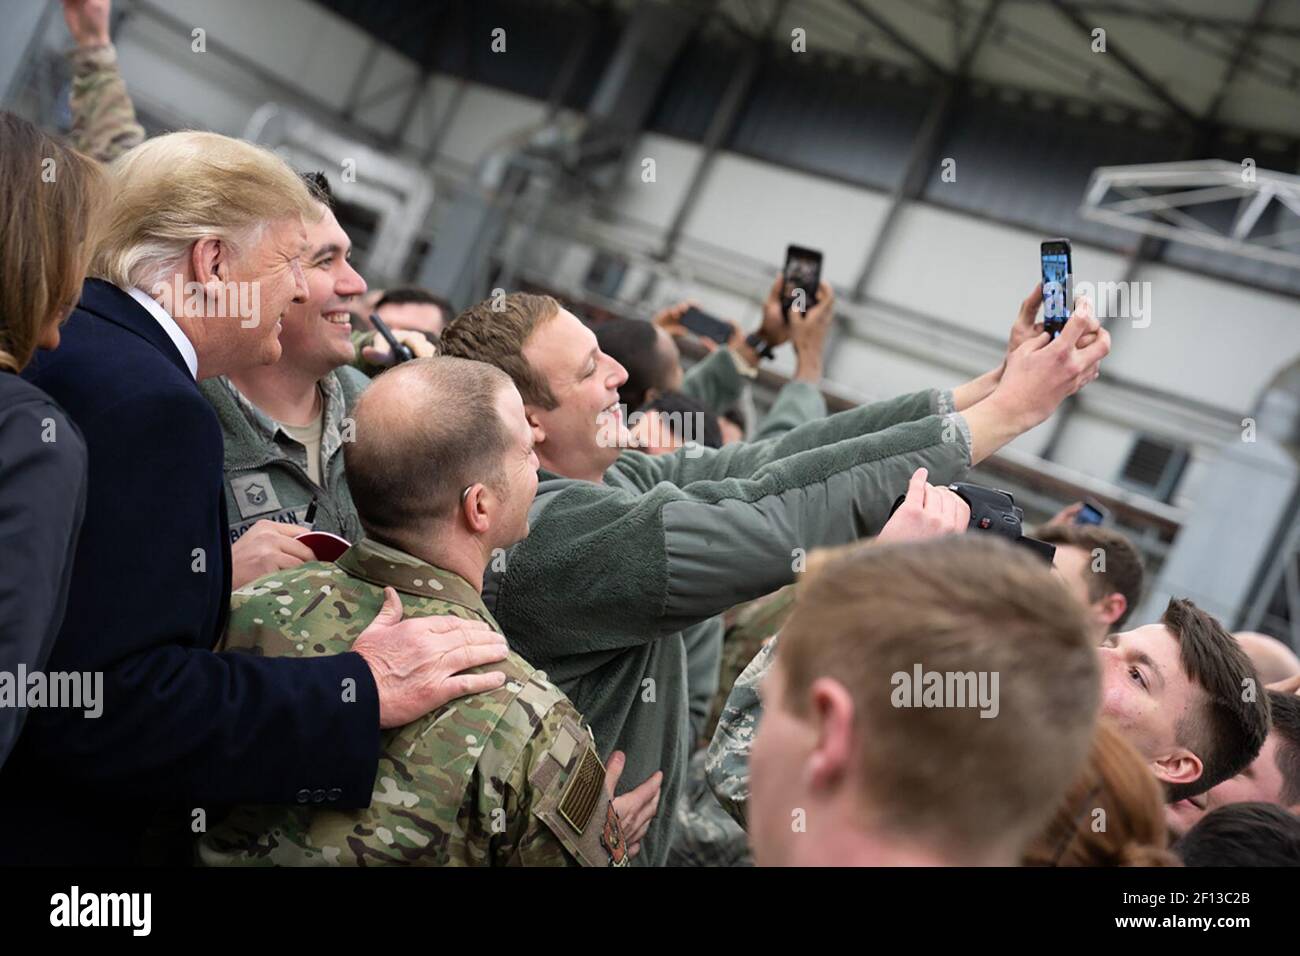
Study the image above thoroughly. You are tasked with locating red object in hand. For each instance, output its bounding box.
[295,531,351,562]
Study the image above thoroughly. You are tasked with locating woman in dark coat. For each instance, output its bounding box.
[0,111,109,769]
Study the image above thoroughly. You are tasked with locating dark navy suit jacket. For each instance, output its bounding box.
[1,279,380,864]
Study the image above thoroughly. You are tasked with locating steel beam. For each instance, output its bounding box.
[1048,0,1198,126]
[849,0,1001,301]
[659,0,790,259]
[342,38,381,122]
[421,76,469,166]
[839,0,949,77]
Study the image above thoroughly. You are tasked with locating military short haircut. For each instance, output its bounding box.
[594,317,674,412]
[301,171,335,209]
[1163,598,1271,803]
[376,286,451,313]
[439,292,561,410]
[1175,802,1300,866]
[778,536,1100,862]
[1036,523,1145,628]
[345,357,516,547]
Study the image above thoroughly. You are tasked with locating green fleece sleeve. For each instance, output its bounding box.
[751,381,827,442]
[612,388,956,490]
[679,348,749,413]
[493,412,970,655]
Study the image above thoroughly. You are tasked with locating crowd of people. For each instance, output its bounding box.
[1,0,1299,868]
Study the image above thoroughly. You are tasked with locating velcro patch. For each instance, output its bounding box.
[231,472,283,520]
[550,728,577,769]
[601,802,629,867]
[558,745,603,834]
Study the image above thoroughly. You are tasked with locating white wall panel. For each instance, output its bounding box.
[435,85,548,168]
[1121,263,1300,414]
[867,203,1131,342]
[678,153,892,282]
[609,134,703,234]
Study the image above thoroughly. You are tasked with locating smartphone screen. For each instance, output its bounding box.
[680,307,733,346]
[1040,239,1072,338]
[1075,499,1108,526]
[781,245,823,320]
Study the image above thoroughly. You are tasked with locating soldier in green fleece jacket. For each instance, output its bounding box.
[441,287,1111,865]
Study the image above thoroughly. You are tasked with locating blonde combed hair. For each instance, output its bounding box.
[91,131,321,292]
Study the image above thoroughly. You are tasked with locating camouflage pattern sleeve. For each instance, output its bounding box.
[667,750,752,867]
[705,635,778,830]
[483,683,629,867]
[204,563,511,866]
[67,44,145,163]
[207,550,629,867]
[704,584,796,742]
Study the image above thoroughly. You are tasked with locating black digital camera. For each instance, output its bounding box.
[888,482,1055,563]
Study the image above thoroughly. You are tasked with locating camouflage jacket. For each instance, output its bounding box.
[704,584,796,743]
[705,635,777,829]
[199,370,368,545]
[668,750,752,867]
[670,590,796,867]
[199,538,628,867]
[67,44,145,163]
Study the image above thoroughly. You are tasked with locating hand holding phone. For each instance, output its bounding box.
[1040,239,1072,339]
[679,307,734,346]
[781,245,823,321]
[1075,498,1109,526]
[370,313,414,364]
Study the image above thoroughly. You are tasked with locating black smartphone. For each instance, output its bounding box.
[1040,238,1072,339]
[1075,498,1109,526]
[369,313,413,364]
[781,245,823,321]
[680,306,733,346]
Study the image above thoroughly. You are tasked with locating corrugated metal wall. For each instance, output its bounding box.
[317,0,1300,297]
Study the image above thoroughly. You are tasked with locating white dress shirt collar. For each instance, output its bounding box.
[127,286,199,379]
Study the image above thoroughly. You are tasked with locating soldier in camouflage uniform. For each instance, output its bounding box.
[200,356,660,866]
[706,636,777,830]
[668,589,792,866]
[201,361,368,546]
[704,584,796,743]
[200,538,629,867]
[668,750,752,867]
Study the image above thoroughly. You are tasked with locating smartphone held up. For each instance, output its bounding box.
[369,312,414,364]
[1075,498,1109,526]
[781,244,823,321]
[1040,238,1072,339]
[679,306,734,346]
